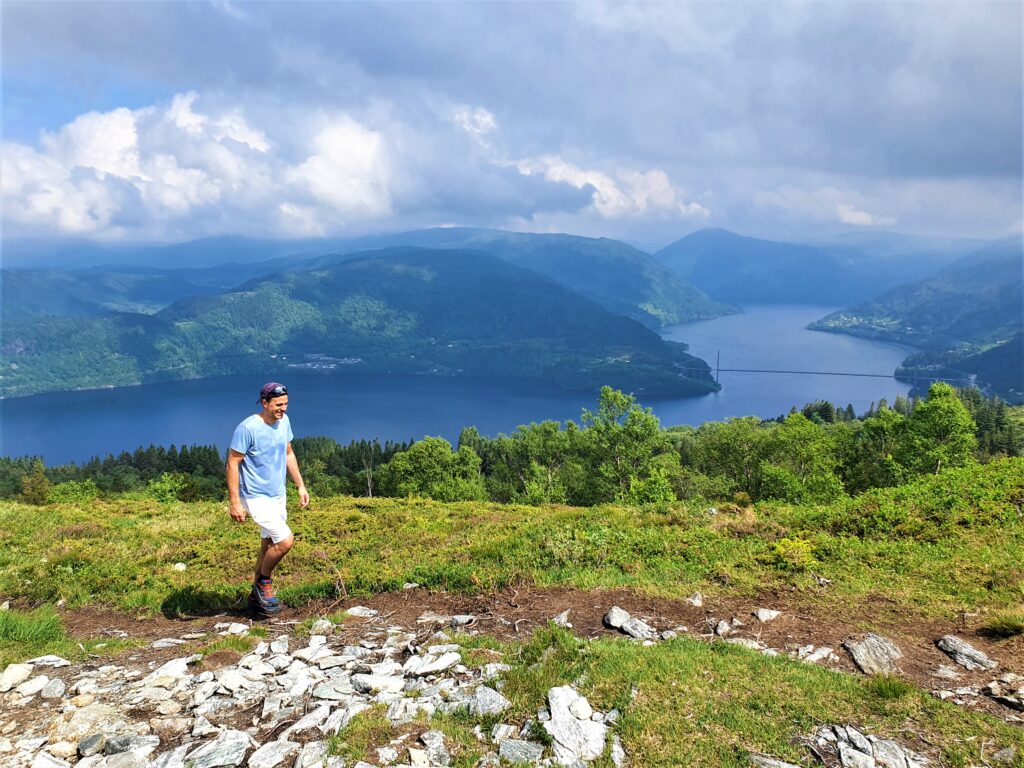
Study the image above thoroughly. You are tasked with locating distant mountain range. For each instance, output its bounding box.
[3,228,733,329]
[0,248,719,399]
[810,239,1023,401]
[654,228,973,305]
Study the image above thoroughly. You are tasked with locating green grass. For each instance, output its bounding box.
[981,610,1024,638]
[0,459,1020,620]
[491,627,1023,768]
[0,606,137,667]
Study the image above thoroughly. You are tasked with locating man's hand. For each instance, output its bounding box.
[229,501,247,522]
[298,485,310,509]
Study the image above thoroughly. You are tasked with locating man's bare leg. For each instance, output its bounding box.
[255,535,294,580]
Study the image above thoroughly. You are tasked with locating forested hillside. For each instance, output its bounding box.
[0,249,717,399]
[811,240,1023,401]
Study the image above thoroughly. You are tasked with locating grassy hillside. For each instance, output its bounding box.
[0,248,718,399]
[2,457,1019,617]
[1,459,1021,767]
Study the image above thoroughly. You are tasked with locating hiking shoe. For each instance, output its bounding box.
[248,578,281,615]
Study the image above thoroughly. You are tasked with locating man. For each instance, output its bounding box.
[227,382,309,616]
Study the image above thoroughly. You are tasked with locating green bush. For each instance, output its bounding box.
[47,479,100,504]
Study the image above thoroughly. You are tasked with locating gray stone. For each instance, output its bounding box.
[715,619,732,637]
[420,730,450,767]
[0,664,33,692]
[992,746,1016,764]
[31,754,71,768]
[936,635,997,671]
[40,679,66,699]
[106,754,149,768]
[621,617,657,640]
[186,730,252,768]
[870,739,909,768]
[404,652,461,676]
[686,592,704,607]
[491,724,518,744]
[610,735,626,768]
[469,686,511,717]
[50,705,131,744]
[78,734,106,757]
[282,705,332,740]
[294,742,329,768]
[542,686,607,765]
[105,735,161,758]
[754,609,781,623]
[552,610,572,628]
[603,607,630,629]
[351,673,405,694]
[749,757,801,768]
[838,743,876,768]
[152,744,194,768]
[322,702,369,736]
[843,634,902,675]
[247,741,300,768]
[376,745,399,764]
[311,677,356,700]
[499,740,544,764]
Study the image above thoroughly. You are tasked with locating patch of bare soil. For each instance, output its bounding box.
[55,585,1024,723]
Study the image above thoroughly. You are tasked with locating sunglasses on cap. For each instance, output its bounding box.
[261,385,288,399]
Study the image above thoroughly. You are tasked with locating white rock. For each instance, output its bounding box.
[246,741,300,768]
[843,634,902,675]
[754,608,781,623]
[686,592,704,607]
[32,753,72,768]
[936,635,997,671]
[16,674,50,696]
[469,686,512,717]
[26,656,71,668]
[351,674,405,694]
[552,610,572,628]
[172,563,187,572]
[603,606,630,629]
[0,664,33,692]
[838,742,877,768]
[294,742,328,768]
[186,729,252,768]
[346,606,378,618]
[543,686,607,765]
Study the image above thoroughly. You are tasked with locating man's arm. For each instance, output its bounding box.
[226,449,247,521]
[286,443,310,508]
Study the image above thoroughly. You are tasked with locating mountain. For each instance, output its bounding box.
[654,228,966,305]
[809,240,1022,348]
[810,240,1023,400]
[293,228,734,328]
[0,248,719,399]
[0,268,224,321]
[895,334,1023,404]
[2,229,733,328]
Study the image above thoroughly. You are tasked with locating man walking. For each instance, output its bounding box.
[227,382,309,616]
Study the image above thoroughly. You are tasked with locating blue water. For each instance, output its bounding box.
[0,306,914,464]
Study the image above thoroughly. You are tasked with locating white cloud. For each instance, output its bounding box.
[41,108,142,178]
[284,117,393,219]
[454,106,499,146]
[837,203,896,227]
[517,156,709,220]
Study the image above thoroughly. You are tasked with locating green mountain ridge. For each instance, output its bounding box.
[2,228,734,329]
[810,241,1023,401]
[0,248,719,399]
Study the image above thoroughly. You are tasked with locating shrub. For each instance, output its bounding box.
[769,537,818,572]
[47,479,100,504]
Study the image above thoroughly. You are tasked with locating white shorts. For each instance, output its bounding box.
[241,495,292,544]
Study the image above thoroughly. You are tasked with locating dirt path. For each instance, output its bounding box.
[52,585,1024,724]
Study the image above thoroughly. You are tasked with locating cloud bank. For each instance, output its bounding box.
[1,1,1020,245]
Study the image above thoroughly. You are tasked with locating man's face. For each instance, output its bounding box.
[261,394,288,421]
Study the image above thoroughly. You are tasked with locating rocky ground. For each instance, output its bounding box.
[1,587,1021,768]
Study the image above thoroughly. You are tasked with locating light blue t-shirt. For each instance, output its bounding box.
[230,413,294,498]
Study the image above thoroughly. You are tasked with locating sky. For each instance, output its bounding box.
[1,1,1021,250]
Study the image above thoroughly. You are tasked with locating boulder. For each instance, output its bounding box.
[936,635,997,671]
[542,686,607,765]
[843,634,902,675]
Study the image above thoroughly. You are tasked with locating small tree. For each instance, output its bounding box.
[899,382,978,474]
[20,460,51,505]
